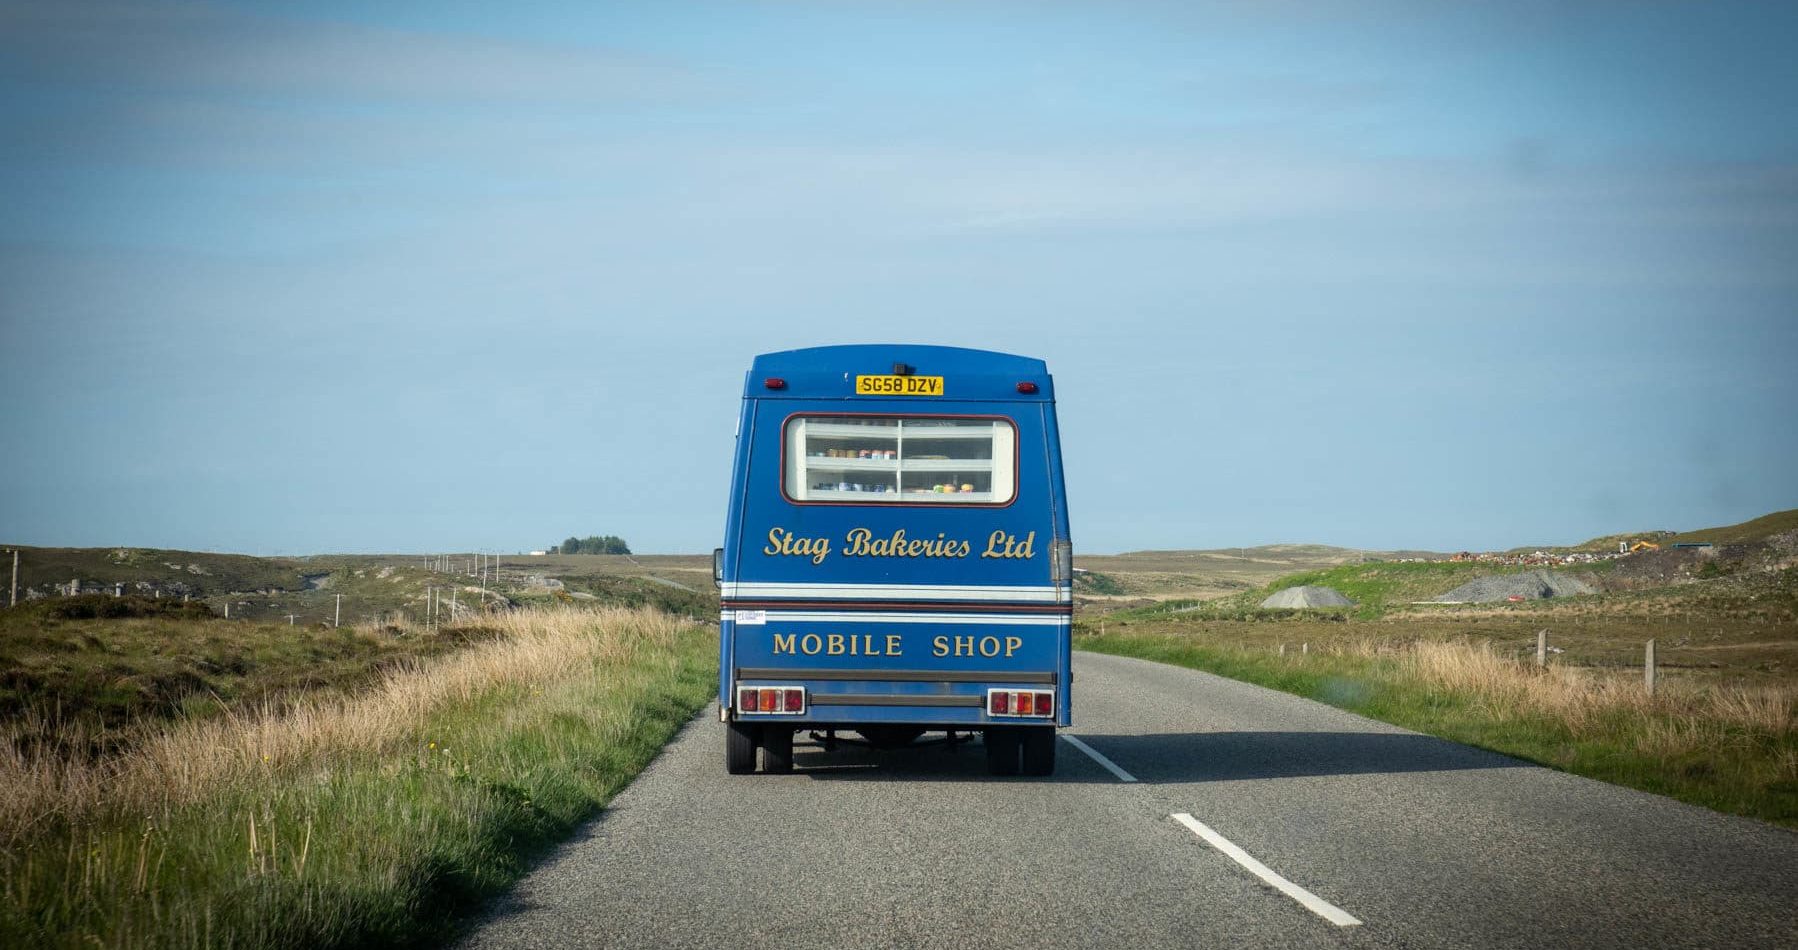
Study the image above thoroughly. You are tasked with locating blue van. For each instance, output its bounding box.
[714,345,1072,776]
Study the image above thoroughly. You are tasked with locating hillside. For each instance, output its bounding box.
[1665,508,1798,545]
[0,547,718,626]
[1074,544,1414,601]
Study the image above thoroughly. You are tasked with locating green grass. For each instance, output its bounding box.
[1078,631,1797,828]
[1264,561,1534,618]
[1108,560,1507,621]
[558,574,717,619]
[0,608,717,949]
[1073,570,1127,596]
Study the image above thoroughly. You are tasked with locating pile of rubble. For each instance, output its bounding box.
[1447,549,1623,568]
[1432,570,1596,604]
[1260,585,1356,609]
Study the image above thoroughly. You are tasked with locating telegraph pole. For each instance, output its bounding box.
[9,549,17,608]
[334,594,342,628]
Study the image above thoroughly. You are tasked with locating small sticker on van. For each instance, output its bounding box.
[733,609,767,625]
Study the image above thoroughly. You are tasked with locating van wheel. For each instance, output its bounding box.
[762,726,794,773]
[726,722,758,774]
[1021,728,1056,776]
[985,726,1020,776]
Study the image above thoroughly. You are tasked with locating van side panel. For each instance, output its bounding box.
[716,390,759,706]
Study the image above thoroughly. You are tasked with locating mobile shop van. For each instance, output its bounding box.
[715,345,1072,776]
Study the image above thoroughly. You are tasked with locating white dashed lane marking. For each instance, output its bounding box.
[1062,734,1138,783]
[1173,813,1363,927]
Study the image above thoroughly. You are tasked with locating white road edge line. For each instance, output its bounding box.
[1062,734,1137,783]
[1171,813,1362,928]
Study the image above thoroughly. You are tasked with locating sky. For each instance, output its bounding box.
[1,0,1794,556]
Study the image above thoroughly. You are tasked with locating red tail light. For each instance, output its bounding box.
[988,688,1055,718]
[735,684,806,715]
[1016,381,1039,394]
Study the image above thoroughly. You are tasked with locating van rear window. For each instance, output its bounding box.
[783,415,1016,505]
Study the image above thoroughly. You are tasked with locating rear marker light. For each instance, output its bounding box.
[987,688,1055,718]
[1016,381,1039,394]
[734,684,806,715]
[764,377,787,390]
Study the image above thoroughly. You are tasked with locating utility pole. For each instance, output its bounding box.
[334,594,341,629]
[9,549,17,607]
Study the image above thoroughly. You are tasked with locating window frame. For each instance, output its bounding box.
[778,411,1021,509]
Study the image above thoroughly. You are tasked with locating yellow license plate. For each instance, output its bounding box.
[855,374,944,396]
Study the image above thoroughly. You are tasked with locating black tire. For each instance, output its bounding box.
[726,721,758,775]
[985,726,1020,776]
[1020,727,1056,776]
[762,726,794,774]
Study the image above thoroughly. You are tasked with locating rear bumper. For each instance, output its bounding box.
[729,667,1067,727]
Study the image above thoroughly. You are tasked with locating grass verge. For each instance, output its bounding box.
[1078,632,1797,828]
[0,606,717,949]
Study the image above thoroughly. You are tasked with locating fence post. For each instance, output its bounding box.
[1279,643,1286,656]
[1536,629,1547,668]
[1302,642,1309,655]
[1645,639,1657,697]
[9,549,17,607]
[334,594,341,628]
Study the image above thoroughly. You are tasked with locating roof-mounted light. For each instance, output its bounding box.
[1016,381,1039,394]
[764,377,787,390]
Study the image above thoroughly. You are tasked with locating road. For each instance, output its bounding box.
[461,652,1798,949]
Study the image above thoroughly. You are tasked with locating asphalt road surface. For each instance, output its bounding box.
[462,652,1798,949]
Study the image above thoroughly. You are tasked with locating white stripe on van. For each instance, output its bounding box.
[721,582,1067,603]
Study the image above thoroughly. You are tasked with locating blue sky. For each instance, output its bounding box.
[1,0,1794,555]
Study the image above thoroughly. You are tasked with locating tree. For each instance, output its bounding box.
[553,535,631,555]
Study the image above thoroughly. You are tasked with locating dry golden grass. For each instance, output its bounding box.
[0,606,691,849]
[1084,629,1798,824]
[1389,639,1796,743]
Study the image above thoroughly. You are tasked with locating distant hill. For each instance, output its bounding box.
[1073,544,1409,601]
[1664,509,1798,545]
[1516,508,1797,554]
